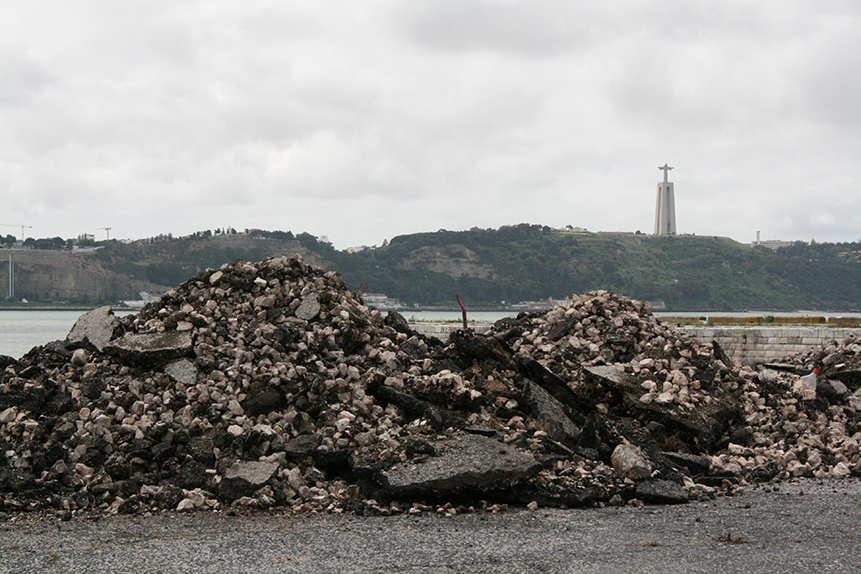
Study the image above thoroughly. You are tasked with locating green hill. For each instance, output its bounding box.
[332,226,861,311]
[332,227,785,310]
[3,225,861,311]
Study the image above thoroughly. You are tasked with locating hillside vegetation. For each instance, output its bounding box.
[333,226,860,311]
[2,225,860,310]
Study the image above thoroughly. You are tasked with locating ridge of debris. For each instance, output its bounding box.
[2,256,860,518]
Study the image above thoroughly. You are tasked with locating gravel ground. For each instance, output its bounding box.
[2,478,860,574]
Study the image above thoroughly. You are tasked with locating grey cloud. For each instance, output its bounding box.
[1,1,860,248]
[0,49,53,105]
[799,17,861,127]
[394,1,593,57]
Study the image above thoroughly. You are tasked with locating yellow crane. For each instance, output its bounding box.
[1,223,32,241]
[98,227,112,240]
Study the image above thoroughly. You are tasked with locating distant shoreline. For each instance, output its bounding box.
[0,306,100,312]
[0,305,140,312]
[2,304,861,320]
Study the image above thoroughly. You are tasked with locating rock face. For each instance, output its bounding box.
[1,248,169,304]
[2,258,861,518]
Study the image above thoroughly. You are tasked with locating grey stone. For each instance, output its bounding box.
[165,358,198,387]
[219,461,279,501]
[67,306,120,351]
[171,459,208,490]
[450,330,517,371]
[295,294,321,321]
[186,436,216,466]
[611,444,652,480]
[70,348,88,366]
[103,453,131,481]
[634,479,689,505]
[524,381,579,442]
[383,311,411,334]
[661,451,711,475]
[241,386,286,416]
[284,434,320,457]
[154,484,184,509]
[106,330,193,365]
[0,407,17,424]
[730,427,755,446]
[819,379,849,399]
[582,364,628,387]
[377,432,540,496]
[0,468,36,493]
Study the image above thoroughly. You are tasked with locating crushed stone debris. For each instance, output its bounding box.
[2,256,861,517]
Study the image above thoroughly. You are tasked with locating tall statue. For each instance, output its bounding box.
[654,165,676,235]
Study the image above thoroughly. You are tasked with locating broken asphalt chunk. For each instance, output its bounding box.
[375,432,541,498]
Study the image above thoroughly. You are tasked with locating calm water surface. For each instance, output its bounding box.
[0,310,90,359]
[0,310,135,359]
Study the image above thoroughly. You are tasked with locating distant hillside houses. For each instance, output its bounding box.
[345,245,371,253]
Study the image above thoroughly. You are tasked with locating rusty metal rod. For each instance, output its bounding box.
[456,294,468,329]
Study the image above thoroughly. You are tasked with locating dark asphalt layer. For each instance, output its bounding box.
[1,478,859,574]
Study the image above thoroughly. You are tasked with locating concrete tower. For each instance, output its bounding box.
[654,164,676,235]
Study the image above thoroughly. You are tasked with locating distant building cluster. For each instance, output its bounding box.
[753,240,794,250]
[509,298,564,311]
[362,293,403,310]
[345,246,368,253]
[752,231,793,250]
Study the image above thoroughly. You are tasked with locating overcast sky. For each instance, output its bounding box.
[2,1,860,249]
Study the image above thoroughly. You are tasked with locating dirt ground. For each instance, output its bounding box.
[2,477,859,574]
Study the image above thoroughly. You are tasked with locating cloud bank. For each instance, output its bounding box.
[1,1,859,247]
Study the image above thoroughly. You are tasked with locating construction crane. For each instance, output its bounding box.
[98,227,111,240]
[1,223,32,241]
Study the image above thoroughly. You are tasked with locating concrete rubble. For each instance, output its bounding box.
[1,256,861,517]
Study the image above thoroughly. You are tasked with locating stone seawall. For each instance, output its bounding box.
[678,326,861,364]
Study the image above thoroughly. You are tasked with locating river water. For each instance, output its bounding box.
[3,308,861,360]
[0,310,137,359]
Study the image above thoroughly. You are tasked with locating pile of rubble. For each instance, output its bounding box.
[1,256,860,517]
